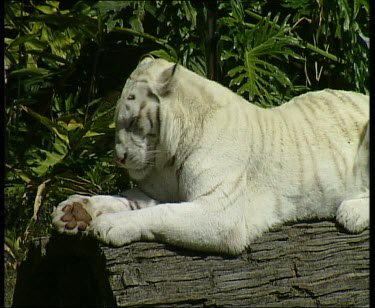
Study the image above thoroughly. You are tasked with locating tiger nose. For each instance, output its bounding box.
[115,152,127,166]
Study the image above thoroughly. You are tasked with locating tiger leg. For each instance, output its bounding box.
[89,200,249,255]
[335,192,369,233]
[52,188,158,235]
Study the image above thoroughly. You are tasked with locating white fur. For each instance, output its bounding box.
[52,58,369,255]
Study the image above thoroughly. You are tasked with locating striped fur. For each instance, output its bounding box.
[53,57,369,255]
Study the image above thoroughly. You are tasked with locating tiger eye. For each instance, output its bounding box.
[127,94,135,100]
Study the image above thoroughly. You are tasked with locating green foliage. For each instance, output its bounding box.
[5,1,130,263]
[5,0,369,266]
[281,0,369,94]
[217,0,369,106]
[220,1,304,106]
[147,1,207,76]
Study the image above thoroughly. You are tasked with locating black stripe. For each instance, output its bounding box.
[128,201,136,210]
[146,108,154,130]
[328,90,367,118]
[196,182,222,199]
[133,200,141,209]
[294,101,346,188]
[300,128,326,202]
[255,108,265,153]
[279,108,304,195]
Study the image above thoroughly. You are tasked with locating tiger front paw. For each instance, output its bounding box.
[52,195,100,235]
[89,212,143,247]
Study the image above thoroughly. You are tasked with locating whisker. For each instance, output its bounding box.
[147,149,167,154]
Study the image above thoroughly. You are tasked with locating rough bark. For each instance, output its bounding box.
[12,221,369,307]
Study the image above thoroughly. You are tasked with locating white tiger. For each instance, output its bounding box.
[52,56,369,255]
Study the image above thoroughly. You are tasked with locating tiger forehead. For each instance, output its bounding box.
[123,78,150,94]
[121,80,157,105]
[127,76,149,84]
[117,81,147,115]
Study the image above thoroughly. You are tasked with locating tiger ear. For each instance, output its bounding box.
[157,63,178,96]
[139,54,154,65]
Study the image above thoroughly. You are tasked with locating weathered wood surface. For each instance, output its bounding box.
[12,221,369,307]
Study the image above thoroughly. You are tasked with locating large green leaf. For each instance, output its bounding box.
[22,106,70,145]
[221,9,303,106]
[28,148,66,176]
[10,68,50,76]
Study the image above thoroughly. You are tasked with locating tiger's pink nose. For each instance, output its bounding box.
[116,153,127,166]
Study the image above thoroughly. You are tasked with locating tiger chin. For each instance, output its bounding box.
[52,56,369,256]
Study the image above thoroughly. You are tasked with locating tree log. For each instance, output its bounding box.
[12,221,369,307]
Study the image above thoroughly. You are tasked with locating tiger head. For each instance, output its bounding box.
[114,56,177,180]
